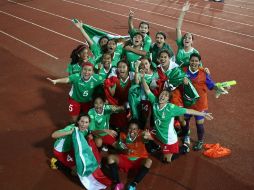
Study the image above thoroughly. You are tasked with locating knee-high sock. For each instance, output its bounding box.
[108,163,120,184]
[133,165,149,184]
[196,124,204,141]
[182,119,190,137]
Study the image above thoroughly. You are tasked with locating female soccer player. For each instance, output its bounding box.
[141,71,213,162]
[47,62,104,122]
[107,119,152,190]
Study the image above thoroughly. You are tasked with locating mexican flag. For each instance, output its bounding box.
[72,18,129,44]
[72,128,111,190]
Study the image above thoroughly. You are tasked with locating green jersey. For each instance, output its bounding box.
[90,43,102,58]
[147,92,186,144]
[69,73,104,102]
[88,105,114,136]
[123,47,143,72]
[53,124,89,152]
[176,38,199,67]
[129,28,152,52]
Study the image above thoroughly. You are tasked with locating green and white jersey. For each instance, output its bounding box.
[54,124,89,152]
[88,105,114,136]
[69,73,104,102]
[98,65,114,80]
[129,28,152,52]
[147,92,186,144]
[123,47,143,72]
[176,38,199,67]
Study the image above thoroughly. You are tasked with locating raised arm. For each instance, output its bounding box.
[186,109,213,120]
[47,77,69,85]
[73,19,94,47]
[141,71,151,95]
[176,1,190,40]
[128,10,134,32]
[134,60,141,84]
[124,45,147,56]
[52,128,74,139]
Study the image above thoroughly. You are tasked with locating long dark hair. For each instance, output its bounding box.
[70,45,88,65]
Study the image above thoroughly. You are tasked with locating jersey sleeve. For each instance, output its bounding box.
[69,73,80,83]
[206,73,215,90]
[170,104,187,117]
[90,43,101,58]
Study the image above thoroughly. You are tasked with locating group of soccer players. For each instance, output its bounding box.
[47,1,226,190]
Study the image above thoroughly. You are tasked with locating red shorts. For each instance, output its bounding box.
[53,149,75,168]
[151,134,179,154]
[68,97,92,116]
[118,154,144,172]
[100,134,116,145]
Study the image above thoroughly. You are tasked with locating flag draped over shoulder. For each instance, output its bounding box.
[128,84,141,119]
[82,24,129,44]
[72,128,111,190]
[157,67,199,106]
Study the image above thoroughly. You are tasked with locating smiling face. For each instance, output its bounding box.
[159,90,170,105]
[78,116,90,131]
[128,123,139,139]
[79,48,89,61]
[117,61,128,79]
[159,52,170,69]
[132,34,143,47]
[82,65,94,80]
[139,23,149,35]
[155,33,165,46]
[107,40,117,53]
[102,54,112,69]
[94,97,104,114]
[189,56,200,72]
[183,33,193,48]
[99,37,109,47]
[140,59,151,73]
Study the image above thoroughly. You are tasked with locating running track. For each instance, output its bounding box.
[0,0,254,190]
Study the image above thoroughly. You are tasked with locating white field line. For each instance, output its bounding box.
[98,0,254,38]
[7,0,122,37]
[131,0,253,26]
[228,0,254,4]
[166,0,254,11]
[0,30,59,59]
[0,10,84,44]
[63,0,254,52]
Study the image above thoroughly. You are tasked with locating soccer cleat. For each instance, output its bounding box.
[193,141,204,151]
[114,183,124,190]
[50,157,58,170]
[180,143,190,154]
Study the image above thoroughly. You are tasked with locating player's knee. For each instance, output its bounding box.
[144,158,152,168]
[95,137,103,148]
[107,154,116,164]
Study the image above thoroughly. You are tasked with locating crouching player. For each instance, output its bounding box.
[107,119,152,190]
[141,71,213,163]
[50,114,92,174]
